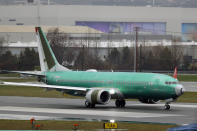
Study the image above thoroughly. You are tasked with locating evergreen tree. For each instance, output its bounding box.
[0,51,18,70]
[121,46,133,70]
[107,48,121,69]
[18,48,39,70]
[159,47,173,70]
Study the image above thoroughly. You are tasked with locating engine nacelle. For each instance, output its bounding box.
[139,98,159,104]
[86,89,111,104]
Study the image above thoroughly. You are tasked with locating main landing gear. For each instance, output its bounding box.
[85,101,95,108]
[115,99,126,108]
[164,104,170,110]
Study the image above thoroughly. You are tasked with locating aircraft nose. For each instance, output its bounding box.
[175,84,185,96]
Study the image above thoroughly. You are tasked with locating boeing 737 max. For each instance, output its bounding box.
[0,27,185,110]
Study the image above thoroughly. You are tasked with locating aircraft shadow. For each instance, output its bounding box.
[30,103,180,113]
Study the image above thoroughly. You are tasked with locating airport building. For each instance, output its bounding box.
[0,5,197,60]
[0,5,197,39]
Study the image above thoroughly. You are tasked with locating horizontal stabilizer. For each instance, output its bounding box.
[0,70,45,77]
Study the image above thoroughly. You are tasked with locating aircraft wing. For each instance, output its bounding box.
[0,70,45,77]
[0,81,87,91]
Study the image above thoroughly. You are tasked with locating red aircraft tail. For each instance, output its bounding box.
[173,67,177,79]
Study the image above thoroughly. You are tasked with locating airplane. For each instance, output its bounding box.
[0,27,185,110]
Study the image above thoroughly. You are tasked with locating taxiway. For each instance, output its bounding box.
[0,96,196,125]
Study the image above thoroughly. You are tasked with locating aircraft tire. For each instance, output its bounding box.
[115,100,121,108]
[85,101,90,108]
[115,99,126,108]
[120,100,126,107]
[90,104,95,108]
[85,101,95,108]
[164,104,170,110]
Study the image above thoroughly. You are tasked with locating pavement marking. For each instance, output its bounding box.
[0,106,182,118]
[127,103,197,108]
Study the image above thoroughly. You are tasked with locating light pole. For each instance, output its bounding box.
[152,0,155,7]
[134,27,139,72]
[37,0,40,26]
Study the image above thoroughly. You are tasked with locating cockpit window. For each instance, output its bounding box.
[165,81,178,85]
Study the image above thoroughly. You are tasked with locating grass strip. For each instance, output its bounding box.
[0,85,81,98]
[0,120,177,130]
[177,74,197,82]
[176,92,197,103]
[0,73,20,77]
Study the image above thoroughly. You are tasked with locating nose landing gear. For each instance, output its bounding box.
[164,98,174,110]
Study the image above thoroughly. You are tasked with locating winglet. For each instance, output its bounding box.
[173,67,177,79]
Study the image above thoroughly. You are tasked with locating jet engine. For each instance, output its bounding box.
[85,89,111,104]
[139,98,159,104]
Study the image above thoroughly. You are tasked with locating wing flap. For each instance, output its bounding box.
[1,81,87,91]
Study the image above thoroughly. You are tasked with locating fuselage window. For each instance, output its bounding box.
[172,82,177,84]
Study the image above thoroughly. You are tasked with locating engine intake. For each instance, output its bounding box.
[86,89,111,104]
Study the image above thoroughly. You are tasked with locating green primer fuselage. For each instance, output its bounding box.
[46,71,178,100]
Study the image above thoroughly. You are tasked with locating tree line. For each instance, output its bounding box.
[47,28,194,71]
[0,28,196,71]
[0,48,39,71]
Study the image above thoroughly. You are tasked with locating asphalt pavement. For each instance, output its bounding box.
[0,96,196,125]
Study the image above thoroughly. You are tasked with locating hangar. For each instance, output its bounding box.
[0,5,197,61]
[0,5,197,40]
[1,4,197,43]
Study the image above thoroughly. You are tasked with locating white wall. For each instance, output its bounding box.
[0,5,197,33]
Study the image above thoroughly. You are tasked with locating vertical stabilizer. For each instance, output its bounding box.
[35,27,70,72]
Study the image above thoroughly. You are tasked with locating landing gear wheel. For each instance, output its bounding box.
[85,101,95,108]
[85,101,90,107]
[115,100,120,108]
[115,99,126,108]
[164,104,170,110]
[120,99,126,107]
[90,104,95,108]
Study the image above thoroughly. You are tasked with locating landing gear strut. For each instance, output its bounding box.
[164,98,174,110]
[85,101,95,108]
[115,99,126,108]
